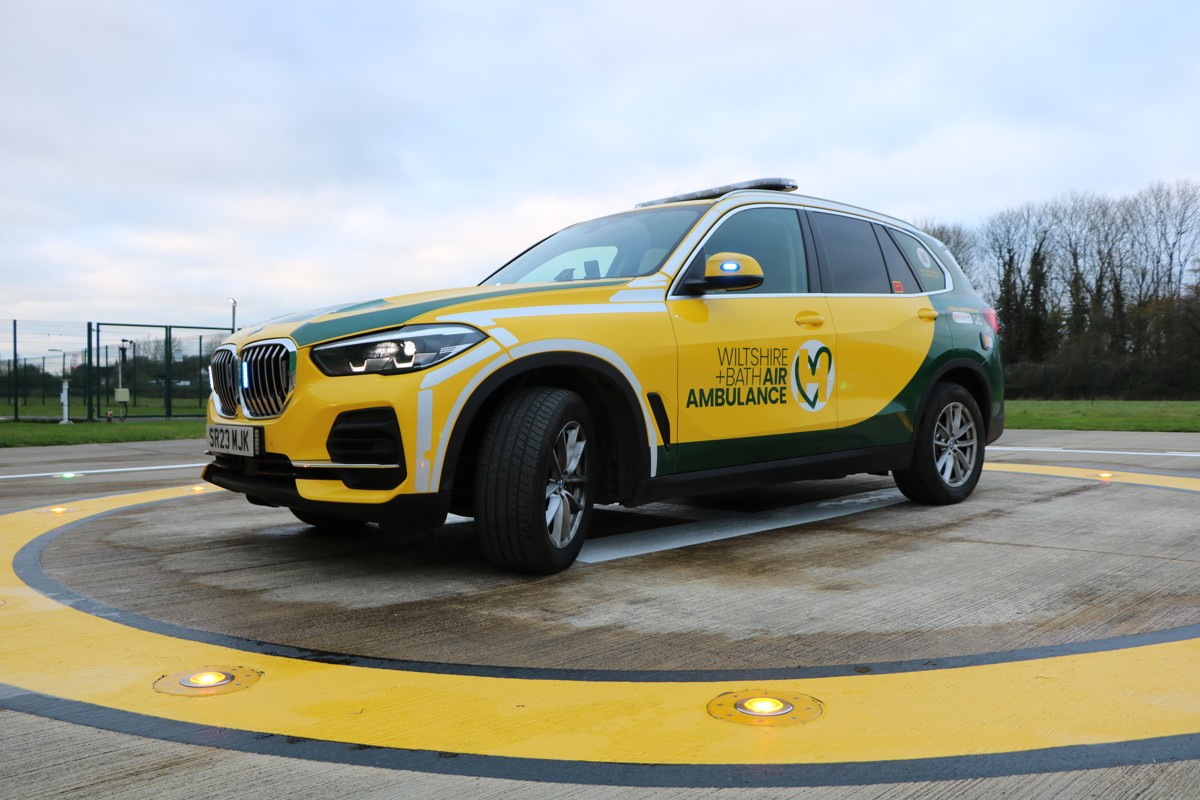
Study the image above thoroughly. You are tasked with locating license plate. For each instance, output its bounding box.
[206,424,262,457]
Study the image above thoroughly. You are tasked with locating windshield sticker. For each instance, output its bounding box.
[791,339,835,412]
[952,311,974,324]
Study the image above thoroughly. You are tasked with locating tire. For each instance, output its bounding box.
[474,387,594,574]
[893,383,984,505]
[289,507,368,531]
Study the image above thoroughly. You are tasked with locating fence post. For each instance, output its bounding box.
[11,320,17,422]
[86,322,94,422]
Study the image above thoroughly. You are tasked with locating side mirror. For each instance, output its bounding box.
[681,252,765,294]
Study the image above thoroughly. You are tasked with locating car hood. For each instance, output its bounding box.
[227,279,630,348]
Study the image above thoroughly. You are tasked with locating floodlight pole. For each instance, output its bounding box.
[49,348,71,425]
[118,338,131,390]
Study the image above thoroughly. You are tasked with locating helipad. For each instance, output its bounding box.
[1,431,1198,797]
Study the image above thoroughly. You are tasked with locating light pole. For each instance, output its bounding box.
[48,348,66,375]
[228,297,237,332]
[114,338,132,420]
[48,348,71,424]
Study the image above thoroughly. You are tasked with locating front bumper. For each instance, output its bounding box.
[203,455,450,526]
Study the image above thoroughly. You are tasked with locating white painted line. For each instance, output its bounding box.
[577,488,906,564]
[990,446,1200,458]
[0,463,208,480]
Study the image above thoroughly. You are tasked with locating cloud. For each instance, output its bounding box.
[1,0,1199,327]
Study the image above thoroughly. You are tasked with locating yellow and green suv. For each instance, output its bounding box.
[204,179,1004,573]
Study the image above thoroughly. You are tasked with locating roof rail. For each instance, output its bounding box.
[635,177,798,208]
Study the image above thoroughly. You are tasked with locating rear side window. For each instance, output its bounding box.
[808,211,890,294]
[888,229,948,292]
[874,224,921,294]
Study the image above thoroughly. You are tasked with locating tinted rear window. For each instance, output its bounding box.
[809,211,890,294]
[888,229,948,292]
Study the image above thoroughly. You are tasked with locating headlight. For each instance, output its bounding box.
[310,324,486,376]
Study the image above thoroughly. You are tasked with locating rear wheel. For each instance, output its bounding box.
[475,387,594,574]
[893,383,984,505]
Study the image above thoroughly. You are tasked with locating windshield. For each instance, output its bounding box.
[484,205,709,285]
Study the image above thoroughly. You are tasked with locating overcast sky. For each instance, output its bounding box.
[2,0,1198,329]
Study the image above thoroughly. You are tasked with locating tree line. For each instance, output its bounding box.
[923,179,1200,399]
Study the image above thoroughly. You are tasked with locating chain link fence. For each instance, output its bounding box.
[2,319,231,422]
[7,318,1197,420]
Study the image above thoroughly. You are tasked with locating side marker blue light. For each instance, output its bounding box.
[720,261,740,272]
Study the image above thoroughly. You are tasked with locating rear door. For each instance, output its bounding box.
[805,211,940,449]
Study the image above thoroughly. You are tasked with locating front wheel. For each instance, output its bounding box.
[474,387,594,574]
[893,383,984,505]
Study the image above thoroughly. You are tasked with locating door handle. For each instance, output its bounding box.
[795,311,825,328]
[918,308,939,321]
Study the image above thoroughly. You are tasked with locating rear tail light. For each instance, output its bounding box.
[982,307,1000,333]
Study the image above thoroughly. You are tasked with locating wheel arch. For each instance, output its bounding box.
[440,351,653,512]
[921,357,995,440]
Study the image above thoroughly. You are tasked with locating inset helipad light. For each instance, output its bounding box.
[36,506,78,515]
[1098,472,1113,480]
[153,666,261,696]
[188,485,207,493]
[180,670,234,688]
[735,696,794,716]
[707,690,824,726]
[60,472,78,479]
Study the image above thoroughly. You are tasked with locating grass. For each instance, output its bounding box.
[8,398,207,418]
[1,400,1195,447]
[0,419,206,447]
[1005,400,1200,432]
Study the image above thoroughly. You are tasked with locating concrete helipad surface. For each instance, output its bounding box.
[1,431,1198,798]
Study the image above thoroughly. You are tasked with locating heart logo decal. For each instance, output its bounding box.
[791,339,835,412]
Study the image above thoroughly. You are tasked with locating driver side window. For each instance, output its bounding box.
[687,207,808,294]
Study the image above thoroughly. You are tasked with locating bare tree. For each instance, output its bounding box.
[1128,180,1200,303]
[983,205,1033,360]
[1087,196,1138,354]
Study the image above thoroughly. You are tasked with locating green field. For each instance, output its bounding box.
[1004,400,1200,432]
[0,419,206,447]
[2,400,1197,447]
[5,397,207,420]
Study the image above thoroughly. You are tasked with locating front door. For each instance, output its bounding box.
[667,206,839,473]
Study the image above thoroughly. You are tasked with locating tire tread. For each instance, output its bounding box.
[475,386,591,573]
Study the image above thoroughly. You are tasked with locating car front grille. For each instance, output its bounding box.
[241,342,295,418]
[209,347,239,417]
[208,340,296,419]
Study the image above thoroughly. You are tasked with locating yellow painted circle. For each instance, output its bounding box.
[1,465,1199,771]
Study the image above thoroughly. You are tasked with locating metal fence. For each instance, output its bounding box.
[2,319,232,422]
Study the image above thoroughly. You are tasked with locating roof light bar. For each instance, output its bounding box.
[636,177,798,208]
